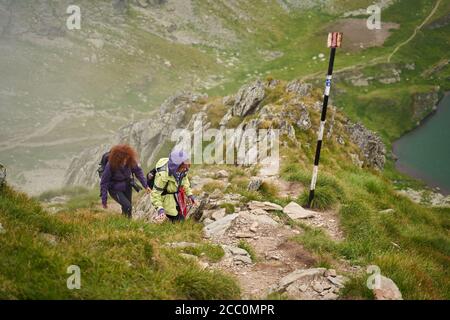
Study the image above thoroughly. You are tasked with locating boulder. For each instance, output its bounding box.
[296,108,312,131]
[223,95,235,106]
[322,292,339,300]
[269,267,348,300]
[215,170,229,179]
[211,208,226,221]
[327,275,348,288]
[285,80,312,97]
[283,202,315,219]
[249,222,259,233]
[248,201,283,211]
[203,213,239,238]
[373,276,403,300]
[231,80,265,117]
[133,194,157,222]
[248,214,279,227]
[234,255,252,265]
[273,268,326,292]
[219,109,233,127]
[324,269,337,277]
[247,178,263,191]
[222,245,253,265]
[250,208,269,215]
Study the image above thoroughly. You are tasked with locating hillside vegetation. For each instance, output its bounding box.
[0,185,239,299]
[198,80,450,299]
[1,0,449,301]
[23,78,450,300]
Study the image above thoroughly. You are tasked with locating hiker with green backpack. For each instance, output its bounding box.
[148,149,195,223]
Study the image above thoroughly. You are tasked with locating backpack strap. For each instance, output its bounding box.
[154,162,172,195]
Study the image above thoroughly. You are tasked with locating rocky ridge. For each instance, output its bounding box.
[66,77,387,186]
[63,77,403,300]
[64,92,206,188]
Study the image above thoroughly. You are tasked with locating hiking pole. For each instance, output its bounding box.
[307,32,343,208]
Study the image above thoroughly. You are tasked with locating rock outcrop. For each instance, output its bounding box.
[133,194,157,222]
[65,77,387,190]
[231,80,266,117]
[221,245,253,266]
[411,90,439,123]
[283,202,315,219]
[345,122,386,170]
[285,79,312,97]
[396,188,450,207]
[64,92,205,187]
[269,268,348,300]
[203,213,239,238]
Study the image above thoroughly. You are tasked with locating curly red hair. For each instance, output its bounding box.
[109,144,139,171]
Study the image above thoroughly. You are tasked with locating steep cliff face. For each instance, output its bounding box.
[65,78,386,188]
[345,122,386,170]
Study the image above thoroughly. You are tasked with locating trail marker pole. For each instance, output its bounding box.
[307,32,343,208]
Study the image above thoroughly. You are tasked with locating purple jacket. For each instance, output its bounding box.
[100,162,147,205]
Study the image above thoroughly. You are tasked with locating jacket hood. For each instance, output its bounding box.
[168,149,190,175]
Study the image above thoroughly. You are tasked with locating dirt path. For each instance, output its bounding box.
[387,0,442,62]
[201,199,350,299]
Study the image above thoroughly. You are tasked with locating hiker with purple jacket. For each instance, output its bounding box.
[100,144,151,218]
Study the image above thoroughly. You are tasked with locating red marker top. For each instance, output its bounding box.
[327,32,343,48]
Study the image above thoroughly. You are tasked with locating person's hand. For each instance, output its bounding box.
[153,208,167,223]
[102,203,108,209]
[188,195,196,205]
[145,187,152,194]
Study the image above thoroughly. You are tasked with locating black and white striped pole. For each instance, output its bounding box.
[308,32,343,208]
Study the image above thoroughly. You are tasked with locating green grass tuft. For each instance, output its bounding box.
[237,240,258,262]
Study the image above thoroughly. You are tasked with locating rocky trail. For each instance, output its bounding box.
[59,76,403,299]
[201,199,349,300]
[135,159,359,300]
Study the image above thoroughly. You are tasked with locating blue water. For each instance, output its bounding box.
[393,93,450,194]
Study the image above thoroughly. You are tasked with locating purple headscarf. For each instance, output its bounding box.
[168,149,190,176]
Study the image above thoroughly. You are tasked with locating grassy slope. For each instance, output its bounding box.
[4,78,450,300]
[201,81,450,299]
[334,0,450,142]
[0,185,239,299]
[3,0,450,300]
